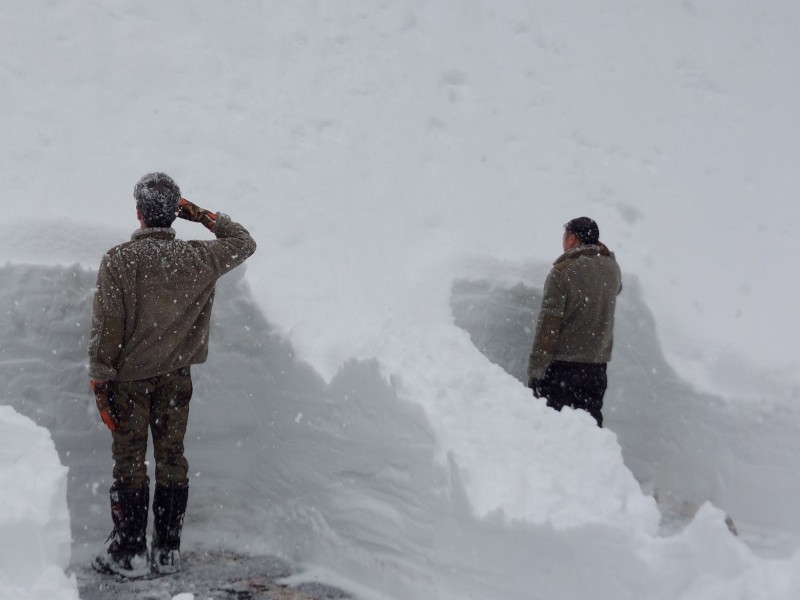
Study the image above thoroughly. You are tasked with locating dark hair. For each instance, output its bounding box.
[134,172,180,228]
[564,217,600,245]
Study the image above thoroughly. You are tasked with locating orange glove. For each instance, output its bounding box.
[90,380,118,432]
[178,198,217,232]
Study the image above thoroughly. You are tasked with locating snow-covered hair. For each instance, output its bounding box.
[134,172,180,228]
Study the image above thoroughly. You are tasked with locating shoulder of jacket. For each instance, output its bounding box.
[553,257,577,273]
[106,238,139,258]
[103,242,127,260]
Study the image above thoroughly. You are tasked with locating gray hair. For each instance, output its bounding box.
[134,172,180,228]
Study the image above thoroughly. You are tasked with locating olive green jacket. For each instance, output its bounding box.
[88,214,257,382]
[527,243,622,384]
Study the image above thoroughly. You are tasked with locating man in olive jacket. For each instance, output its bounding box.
[527,217,621,427]
[88,172,256,577]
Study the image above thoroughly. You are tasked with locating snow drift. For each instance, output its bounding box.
[2,262,799,599]
[0,406,78,600]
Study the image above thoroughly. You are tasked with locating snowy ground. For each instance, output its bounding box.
[70,551,350,600]
[2,2,800,599]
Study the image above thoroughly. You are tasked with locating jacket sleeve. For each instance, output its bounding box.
[199,213,258,276]
[527,269,566,384]
[88,255,125,380]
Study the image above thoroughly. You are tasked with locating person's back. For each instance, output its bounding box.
[545,243,621,366]
[93,213,256,381]
[88,172,256,577]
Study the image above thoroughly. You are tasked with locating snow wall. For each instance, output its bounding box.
[0,405,78,600]
[1,262,799,600]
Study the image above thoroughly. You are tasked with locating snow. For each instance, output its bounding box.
[1,1,800,599]
[0,406,78,600]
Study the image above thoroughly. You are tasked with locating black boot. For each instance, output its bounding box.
[92,485,150,577]
[151,484,188,575]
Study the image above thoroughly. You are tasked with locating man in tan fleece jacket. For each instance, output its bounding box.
[88,172,256,577]
[527,217,621,427]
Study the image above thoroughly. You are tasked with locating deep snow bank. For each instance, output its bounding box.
[2,262,799,599]
[0,406,78,600]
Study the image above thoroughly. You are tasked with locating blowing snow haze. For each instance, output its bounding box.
[1,2,800,600]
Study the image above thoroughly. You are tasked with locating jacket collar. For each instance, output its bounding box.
[131,227,176,242]
[554,243,613,265]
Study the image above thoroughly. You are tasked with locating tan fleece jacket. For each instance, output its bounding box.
[88,213,257,381]
[527,243,622,383]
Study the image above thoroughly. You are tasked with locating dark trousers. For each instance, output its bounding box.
[540,361,607,427]
[109,366,193,490]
